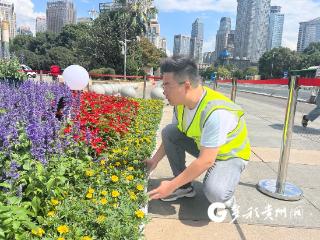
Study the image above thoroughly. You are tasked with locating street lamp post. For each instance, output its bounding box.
[120,37,131,81]
[271,52,275,78]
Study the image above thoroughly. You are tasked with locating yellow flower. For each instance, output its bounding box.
[100,198,107,205]
[126,175,134,181]
[129,192,137,201]
[100,159,106,165]
[57,225,69,234]
[136,184,144,191]
[127,166,134,171]
[112,190,120,198]
[31,228,45,237]
[115,161,121,166]
[50,198,59,206]
[47,211,55,217]
[85,169,94,177]
[86,193,93,199]
[81,236,93,240]
[101,190,108,196]
[57,238,65,240]
[111,175,119,182]
[96,215,106,223]
[135,209,145,218]
[88,187,95,194]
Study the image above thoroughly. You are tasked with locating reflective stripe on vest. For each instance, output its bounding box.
[176,86,250,161]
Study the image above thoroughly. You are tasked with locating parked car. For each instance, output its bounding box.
[20,64,37,78]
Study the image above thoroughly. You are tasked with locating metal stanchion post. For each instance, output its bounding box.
[143,75,147,99]
[231,77,237,102]
[257,75,303,201]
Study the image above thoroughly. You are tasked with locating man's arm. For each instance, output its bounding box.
[145,142,166,172]
[148,146,219,200]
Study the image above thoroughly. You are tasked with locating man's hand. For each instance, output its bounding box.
[148,180,176,200]
[144,158,158,174]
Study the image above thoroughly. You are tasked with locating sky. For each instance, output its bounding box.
[9,0,320,55]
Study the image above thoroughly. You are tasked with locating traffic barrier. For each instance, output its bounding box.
[217,76,320,201]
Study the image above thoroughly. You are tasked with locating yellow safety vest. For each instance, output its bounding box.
[175,86,250,161]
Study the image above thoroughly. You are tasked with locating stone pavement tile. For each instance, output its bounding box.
[240,161,277,185]
[252,147,320,165]
[303,188,320,211]
[266,162,320,188]
[144,218,320,240]
[234,184,320,228]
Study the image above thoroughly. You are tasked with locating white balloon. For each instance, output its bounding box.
[63,65,89,90]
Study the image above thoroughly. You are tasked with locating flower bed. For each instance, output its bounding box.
[0,81,163,239]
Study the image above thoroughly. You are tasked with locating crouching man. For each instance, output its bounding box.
[147,56,250,209]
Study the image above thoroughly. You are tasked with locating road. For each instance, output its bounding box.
[218,83,314,102]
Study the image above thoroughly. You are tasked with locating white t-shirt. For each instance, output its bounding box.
[172,91,238,148]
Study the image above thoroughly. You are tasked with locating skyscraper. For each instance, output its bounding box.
[0,1,16,39]
[268,6,284,50]
[190,18,204,63]
[297,17,320,52]
[146,9,161,49]
[36,16,47,33]
[17,25,33,36]
[173,34,190,57]
[234,0,271,63]
[46,0,76,34]
[215,17,231,60]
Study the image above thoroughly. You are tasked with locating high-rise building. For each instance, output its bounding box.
[146,10,161,49]
[234,0,271,63]
[297,17,320,52]
[267,6,284,50]
[159,37,167,52]
[203,52,215,64]
[227,30,235,58]
[46,0,76,34]
[190,18,204,63]
[77,17,92,24]
[36,16,47,33]
[215,17,231,60]
[146,7,167,51]
[0,1,16,39]
[17,25,33,36]
[173,34,190,57]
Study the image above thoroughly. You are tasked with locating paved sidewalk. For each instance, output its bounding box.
[144,88,320,240]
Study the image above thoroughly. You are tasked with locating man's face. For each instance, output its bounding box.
[162,72,186,105]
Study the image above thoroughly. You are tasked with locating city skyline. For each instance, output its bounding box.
[7,0,320,55]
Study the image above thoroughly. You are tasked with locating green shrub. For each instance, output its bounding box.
[0,57,26,81]
[89,67,116,80]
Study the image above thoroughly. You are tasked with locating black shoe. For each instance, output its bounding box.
[302,115,309,127]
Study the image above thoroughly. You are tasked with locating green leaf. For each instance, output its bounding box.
[31,197,41,215]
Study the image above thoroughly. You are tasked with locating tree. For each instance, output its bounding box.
[258,47,300,79]
[303,42,320,55]
[217,66,231,79]
[139,37,166,70]
[244,66,259,78]
[47,47,77,68]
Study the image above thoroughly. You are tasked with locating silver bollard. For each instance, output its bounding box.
[257,75,303,201]
[231,77,237,102]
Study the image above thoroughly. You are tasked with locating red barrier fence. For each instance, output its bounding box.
[21,69,320,87]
